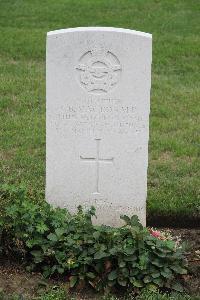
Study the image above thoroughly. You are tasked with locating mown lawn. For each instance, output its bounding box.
[1,288,200,300]
[0,0,199,223]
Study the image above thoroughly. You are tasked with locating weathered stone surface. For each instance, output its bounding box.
[46,27,152,226]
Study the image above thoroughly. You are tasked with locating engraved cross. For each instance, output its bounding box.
[80,139,114,194]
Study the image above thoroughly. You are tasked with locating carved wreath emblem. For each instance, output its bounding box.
[76,48,121,94]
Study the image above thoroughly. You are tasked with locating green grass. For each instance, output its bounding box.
[34,289,200,300]
[1,287,199,300]
[0,0,200,222]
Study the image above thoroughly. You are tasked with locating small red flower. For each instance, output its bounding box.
[149,229,163,239]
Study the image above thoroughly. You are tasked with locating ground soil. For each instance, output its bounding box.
[0,229,199,299]
[147,215,200,228]
[169,228,200,295]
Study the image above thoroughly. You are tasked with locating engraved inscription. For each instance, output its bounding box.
[76,48,121,94]
[55,98,146,137]
[80,139,114,194]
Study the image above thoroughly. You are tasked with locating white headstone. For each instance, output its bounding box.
[46,27,152,226]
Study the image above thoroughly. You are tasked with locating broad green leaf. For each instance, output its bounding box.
[57,267,64,274]
[130,215,142,228]
[154,250,166,258]
[55,228,65,237]
[131,279,144,288]
[146,283,158,292]
[130,269,139,276]
[171,265,187,274]
[165,240,175,250]
[93,231,100,240]
[172,282,184,292]
[143,275,152,283]
[31,250,42,256]
[51,265,57,273]
[47,233,58,242]
[26,239,37,248]
[43,269,51,278]
[124,255,137,262]
[151,272,160,279]
[124,247,135,255]
[153,278,164,287]
[139,253,149,266]
[94,251,108,260]
[120,215,131,225]
[146,240,155,246]
[161,268,173,278]
[36,223,48,233]
[117,278,127,286]
[55,251,66,262]
[69,276,78,288]
[151,259,164,267]
[119,261,126,268]
[87,272,96,279]
[121,267,129,276]
[30,250,43,263]
[108,270,118,281]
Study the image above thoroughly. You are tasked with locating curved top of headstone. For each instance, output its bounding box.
[47,27,152,39]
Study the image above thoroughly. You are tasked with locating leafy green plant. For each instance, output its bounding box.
[0,185,188,293]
